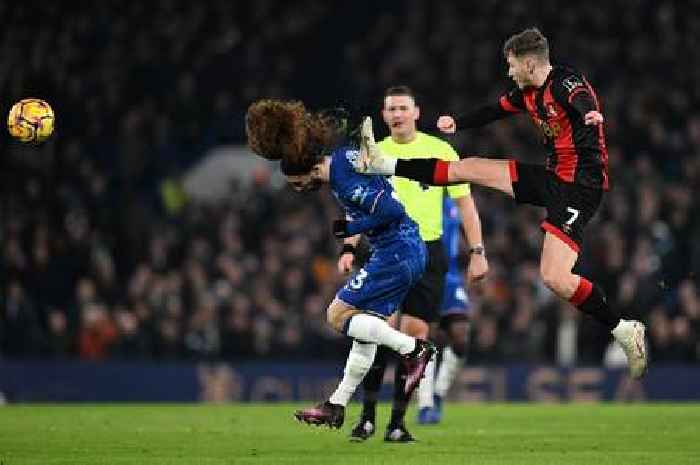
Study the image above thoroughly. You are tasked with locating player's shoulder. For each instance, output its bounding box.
[552,65,589,93]
[331,145,360,166]
[330,145,362,184]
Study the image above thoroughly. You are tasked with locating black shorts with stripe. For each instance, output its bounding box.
[510,161,603,252]
[401,240,446,323]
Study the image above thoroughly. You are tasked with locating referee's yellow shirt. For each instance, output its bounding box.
[379,132,470,242]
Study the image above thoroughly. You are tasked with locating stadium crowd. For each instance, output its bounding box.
[1,1,699,364]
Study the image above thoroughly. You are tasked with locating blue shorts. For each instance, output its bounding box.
[338,241,427,317]
[440,272,470,316]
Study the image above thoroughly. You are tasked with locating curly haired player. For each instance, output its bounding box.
[354,28,647,379]
[246,99,435,429]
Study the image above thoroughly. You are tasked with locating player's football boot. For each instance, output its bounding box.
[402,339,437,396]
[384,423,416,443]
[417,407,435,425]
[356,116,396,175]
[349,418,376,442]
[611,319,648,379]
[293,401,345,429]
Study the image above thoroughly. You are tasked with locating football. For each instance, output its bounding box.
[7,98,55,143]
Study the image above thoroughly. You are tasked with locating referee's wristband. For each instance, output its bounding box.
[469,244,485,255]
[340,244,356,256]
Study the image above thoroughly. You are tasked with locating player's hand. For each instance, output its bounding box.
[437,115,456,134]
[337,253,355,274]
[584,111,604,126]
[467,253,488,284]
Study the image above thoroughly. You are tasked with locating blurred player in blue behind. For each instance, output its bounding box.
[418,196,471,424]
[246,99,436,429]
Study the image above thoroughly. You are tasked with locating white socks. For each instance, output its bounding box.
[346,314,416,355]
[329,340,377,406]
[417,353,437,408]
[435,346,463,398]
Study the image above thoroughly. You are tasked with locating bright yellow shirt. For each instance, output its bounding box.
[379,132,470,241]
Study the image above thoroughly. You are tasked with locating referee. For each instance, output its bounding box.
[341,85,488,442]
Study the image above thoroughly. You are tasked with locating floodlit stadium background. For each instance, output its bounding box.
[1,1,699,402]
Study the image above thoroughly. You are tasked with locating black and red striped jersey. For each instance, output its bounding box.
[456,65,609,190]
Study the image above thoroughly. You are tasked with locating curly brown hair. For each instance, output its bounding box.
[245,99,342,174]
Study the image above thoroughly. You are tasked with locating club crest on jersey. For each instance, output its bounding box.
[350,185,368,204]
[345,149,360,165]
[546,104,558,118]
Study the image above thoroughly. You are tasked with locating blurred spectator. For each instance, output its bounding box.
[0,1,698,364]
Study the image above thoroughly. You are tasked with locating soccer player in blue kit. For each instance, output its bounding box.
[245,99,436,428]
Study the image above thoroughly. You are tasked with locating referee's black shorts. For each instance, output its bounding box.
[401,240,447,323]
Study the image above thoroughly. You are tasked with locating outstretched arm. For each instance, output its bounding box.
[438,90,524,134]
[453,195,488,283]
[554,74,605,126]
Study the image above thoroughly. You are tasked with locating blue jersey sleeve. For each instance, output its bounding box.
[345,188,405,236]
[331,146,408,237]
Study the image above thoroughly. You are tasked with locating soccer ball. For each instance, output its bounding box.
[7,98,55,143]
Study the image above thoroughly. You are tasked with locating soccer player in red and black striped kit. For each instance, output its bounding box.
[355,28,648,378]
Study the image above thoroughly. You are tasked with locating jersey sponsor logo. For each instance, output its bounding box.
[538,120,562,139]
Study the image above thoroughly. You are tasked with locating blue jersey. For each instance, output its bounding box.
[440,197,470,314]
[330,146,420,251]
[330,146,427,317]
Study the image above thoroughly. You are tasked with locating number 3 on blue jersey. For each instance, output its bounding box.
[349,268,368,290]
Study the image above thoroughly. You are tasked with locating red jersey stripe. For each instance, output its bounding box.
[569,278,593,305]
[499,95,520,113]
[541,221,580,253]
[544,83,577,183]
[583,77,609,190]
[567,87,589,104]
[508,159,518,182]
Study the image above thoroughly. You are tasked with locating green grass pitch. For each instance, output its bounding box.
[2,403,699,464]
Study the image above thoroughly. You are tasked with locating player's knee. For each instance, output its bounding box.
[326,307,346,332]
[400,316,429,339]
[326,300,359,332]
